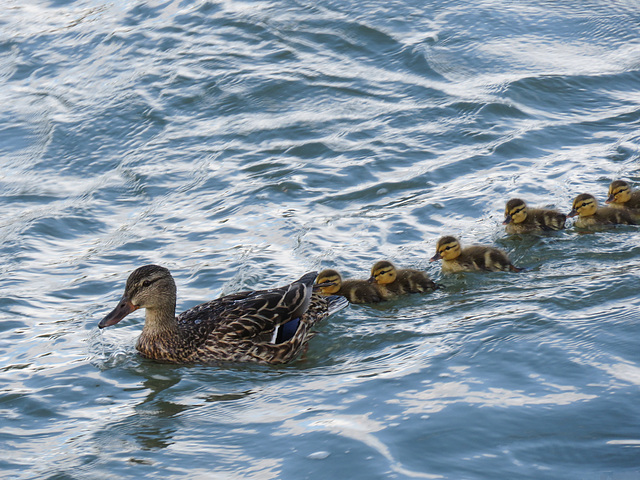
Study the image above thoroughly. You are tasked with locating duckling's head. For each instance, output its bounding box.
[98,265,176,328]
[316,269,342,295]
[606,180,631,204]
[504,198,528,224]
[430,236,461,261]
[369,260,397,285]
[568,193,597,218]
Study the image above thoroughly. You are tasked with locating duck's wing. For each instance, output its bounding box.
[530,209,566,231]
[209,271,317,341]
[221,293,348,364]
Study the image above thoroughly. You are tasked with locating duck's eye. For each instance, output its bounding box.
[142,280,151,288]
[581,202,588,207]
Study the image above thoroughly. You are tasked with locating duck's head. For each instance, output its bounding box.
[316,269,342,295]
[606,180,631,204]
[568,193,597,218]
[430,236,461,262]
[504,198,528,225]
[98,265,176,328]
[369,260,397,285]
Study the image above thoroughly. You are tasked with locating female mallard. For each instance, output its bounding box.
[98,265,347,364]
[368,260,438,300]
[430,236,521,273]
[605,180,640,219]
[316,269,383,304]
[503,198,566,234]
[568,193,637,229]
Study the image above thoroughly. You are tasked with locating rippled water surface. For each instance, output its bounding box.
[2,0,640,478]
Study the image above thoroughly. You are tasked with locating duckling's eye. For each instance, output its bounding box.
[581,202,588,207]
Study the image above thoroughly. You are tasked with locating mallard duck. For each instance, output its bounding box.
[605,180,640,218]
[430,236,521,273]
[98,265,347,364]
[503,198,566,233]
[316,269,383,304]
[568,193,637,229]
[368,260,438,300]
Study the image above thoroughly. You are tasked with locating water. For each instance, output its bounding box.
[1,0,640,478]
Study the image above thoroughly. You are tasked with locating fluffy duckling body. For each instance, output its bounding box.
[98,265,347,364]
[606,180,640,218]
[568,193,637,229]
[430,236,521,273]
[503,198,566,234]
[369,260,438,300]
[316,269,383,304]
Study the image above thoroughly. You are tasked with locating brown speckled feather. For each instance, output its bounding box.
[99,266,347,365]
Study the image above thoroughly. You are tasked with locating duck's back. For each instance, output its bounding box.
[627,191,640,210]
[453,246,514,272]
[393,269,438,294]
[339,279,383,304]
[576,207,637,228]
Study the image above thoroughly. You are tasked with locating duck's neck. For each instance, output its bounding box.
[142,305,178,335]
[137,304,180,359]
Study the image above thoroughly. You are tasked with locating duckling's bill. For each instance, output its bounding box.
[98,295,139,329]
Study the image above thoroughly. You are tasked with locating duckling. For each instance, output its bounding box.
[503,198,566,233]
[568,193,637,229]
[430,236,521,273]
[316,269,383,304]
[605,180,640,218]
[368,260,438,300]
[98,265,347,364]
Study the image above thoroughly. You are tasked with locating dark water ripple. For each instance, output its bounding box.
[2,0,640,479]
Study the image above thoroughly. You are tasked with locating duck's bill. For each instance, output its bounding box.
[503,215,512,225]
[367,276,376,284]
[429,252,442,262]
[98,295,138,329]
[605,195,615,204]
[567,209,578,218]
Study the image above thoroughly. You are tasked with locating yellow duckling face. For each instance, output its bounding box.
[369,260,397,285]
[316,269,342,295]
[606,180,631,204]
[504,198,528,225]
[430,236,461,261]
[568,193,597,218]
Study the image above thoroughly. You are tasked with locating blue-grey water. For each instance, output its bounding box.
[2,1,640,479]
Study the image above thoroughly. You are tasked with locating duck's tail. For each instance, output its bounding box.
[325,294,349,316]
[300,293,348,329]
